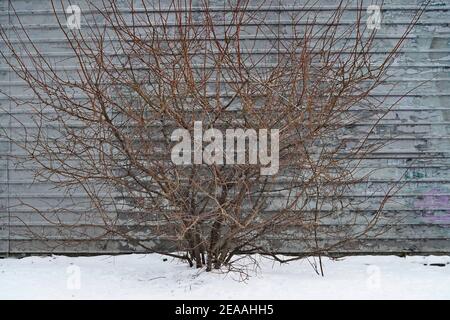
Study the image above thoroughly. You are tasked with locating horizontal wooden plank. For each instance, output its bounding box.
[5,238,450,256]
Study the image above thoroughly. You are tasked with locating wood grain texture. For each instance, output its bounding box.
[0,0,449,256]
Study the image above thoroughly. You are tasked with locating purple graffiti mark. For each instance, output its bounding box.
[414,188,450,224]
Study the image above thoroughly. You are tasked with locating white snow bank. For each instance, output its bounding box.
[0,254,449,299]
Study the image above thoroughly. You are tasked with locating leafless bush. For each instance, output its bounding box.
[0,0,425,273]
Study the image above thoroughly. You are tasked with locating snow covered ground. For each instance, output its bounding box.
[0,254,449,299]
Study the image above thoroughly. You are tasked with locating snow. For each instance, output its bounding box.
[0,254,449,299]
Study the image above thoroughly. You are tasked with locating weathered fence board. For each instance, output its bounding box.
[0,0,450,256]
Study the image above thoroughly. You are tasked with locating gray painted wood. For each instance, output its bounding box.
[0,0,450,256]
